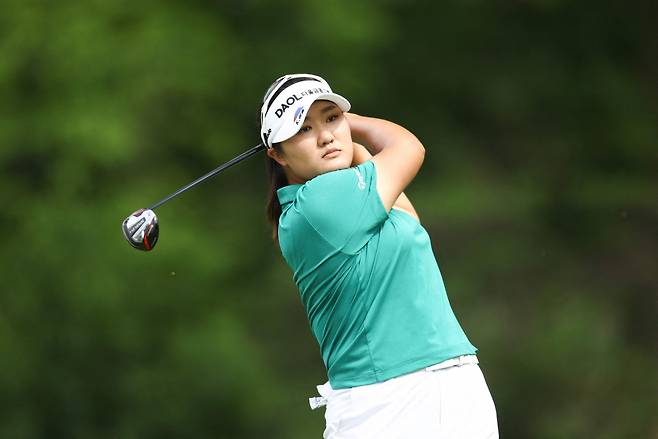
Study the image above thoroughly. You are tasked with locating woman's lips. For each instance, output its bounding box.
[323,148,341,158]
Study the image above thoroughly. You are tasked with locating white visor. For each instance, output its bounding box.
[260,74,351,148]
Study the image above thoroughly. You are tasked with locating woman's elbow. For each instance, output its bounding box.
[414,139,426,166]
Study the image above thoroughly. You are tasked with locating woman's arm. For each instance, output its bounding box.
[351,142,419,220]
[347,113,424,219]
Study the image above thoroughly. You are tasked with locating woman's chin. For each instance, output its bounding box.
[327,155,352,170]
[307,157,352,179]
[325,163,349,173]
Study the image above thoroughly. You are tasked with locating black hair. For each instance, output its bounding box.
[265,142,287,243]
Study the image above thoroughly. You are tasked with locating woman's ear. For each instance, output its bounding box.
[266,147,287,167]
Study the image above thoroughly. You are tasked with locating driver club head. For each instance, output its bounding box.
[122,208,159,251]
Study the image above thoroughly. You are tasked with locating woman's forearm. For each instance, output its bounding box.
[345,113,422,155]
[347,114,422,220]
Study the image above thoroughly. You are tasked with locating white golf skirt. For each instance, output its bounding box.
[310,356,498,439]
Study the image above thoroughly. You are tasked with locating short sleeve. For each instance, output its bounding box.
[296,160,388,253]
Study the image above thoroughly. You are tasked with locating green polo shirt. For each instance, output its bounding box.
[277,160,476,389]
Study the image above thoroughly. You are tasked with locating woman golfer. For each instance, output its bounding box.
[260,74,498,438]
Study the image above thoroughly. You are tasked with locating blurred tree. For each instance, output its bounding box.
[0,0,655,437]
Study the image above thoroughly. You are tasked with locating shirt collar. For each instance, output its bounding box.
[277,184,303,206]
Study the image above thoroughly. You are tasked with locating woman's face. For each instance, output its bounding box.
[267,100,353,184]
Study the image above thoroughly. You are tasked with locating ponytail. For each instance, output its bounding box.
[260,77,290,243]
[265,143,288,243]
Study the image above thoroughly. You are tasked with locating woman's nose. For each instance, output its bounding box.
[318,127,334,146]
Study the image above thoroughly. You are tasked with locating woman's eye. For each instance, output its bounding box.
[327,113,339,122]
[299,126,312,133]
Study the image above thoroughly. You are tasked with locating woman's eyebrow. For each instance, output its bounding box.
[320,103,338,113]
[304,104,339,123]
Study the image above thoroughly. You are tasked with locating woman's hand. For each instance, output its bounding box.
[351,142,372,167]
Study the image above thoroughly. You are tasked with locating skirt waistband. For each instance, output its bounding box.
[309,355,479,410]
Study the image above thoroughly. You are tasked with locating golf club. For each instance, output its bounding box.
[122,143,266,251]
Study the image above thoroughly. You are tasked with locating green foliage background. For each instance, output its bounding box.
[1,1,656,437]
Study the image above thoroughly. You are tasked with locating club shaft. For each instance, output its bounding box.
[148,143,265,210]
